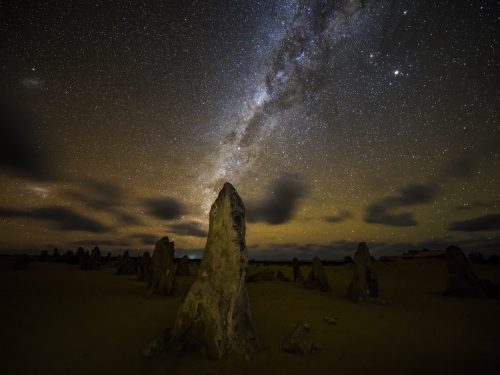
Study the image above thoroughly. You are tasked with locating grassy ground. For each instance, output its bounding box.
[1,258,500,375]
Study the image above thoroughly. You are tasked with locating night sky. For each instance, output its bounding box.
[0,0,499,259]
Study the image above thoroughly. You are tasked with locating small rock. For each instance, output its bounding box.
[323,316,338,326]
[282,323,320,355]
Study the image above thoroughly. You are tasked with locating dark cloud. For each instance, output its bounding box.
[64,179,142,225]
[168,221,207,238]
[128,233,158,246]
[143,197,185,220]
[73,239,130,247]
[449,214,500,232]
[365,183,439,227]
[248,174,308,225]
[324,209,352,223]
[0,206,110,233]
[0,99,55,181]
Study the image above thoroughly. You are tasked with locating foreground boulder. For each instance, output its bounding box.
[137,251,151,281]
[444,245,500,298]
[304,257,331,292]
[175,255,190,276]
[282,323,320,355]
[292,257,304,282]
[164,183,260,359]
[348,242,378,302]
[147,237,176,295]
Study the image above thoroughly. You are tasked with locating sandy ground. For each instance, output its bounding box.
[1,258,500,375]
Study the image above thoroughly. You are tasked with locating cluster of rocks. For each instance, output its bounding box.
[34,246,112,268]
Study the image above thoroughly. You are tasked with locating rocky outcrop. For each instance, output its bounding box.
[348,242,378,302]
[147,237,176,295]
[292,257,304,282]
[304,257,331,292]
[166,183,260,359]
[444,245,500,298]
[175,255,190,276]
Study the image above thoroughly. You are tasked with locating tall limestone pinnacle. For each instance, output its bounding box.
[169,182,260,359]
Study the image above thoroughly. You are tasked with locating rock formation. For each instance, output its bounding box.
[137,251,151,281]
[282,323,320,355]
[443,245,500,297]
[79,251,91,270]
[303,257,331,292]
[74,247,85,265]
[87,246,101,270]
[246,271,275,282]
[165,183,259,359]
[147,237,176,295]
[52,248,60,262]
[116,250,137,275]
[292,257,304,282]
[175,255,190,276]
[276,270,290,282]
[61,250,74,264]
[348,242,378,302]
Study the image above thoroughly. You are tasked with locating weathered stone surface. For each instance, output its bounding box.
[175,255,190,276]
[137,251,151,281]
[292,257,304,282]
[348,242,378,302]
[304,257,331,292]
[147,237,175,295]
[444,245,486,297]
[276,270,290,282]
[282,323,320,355]
[167,183,259,359]
[246,271,275,282]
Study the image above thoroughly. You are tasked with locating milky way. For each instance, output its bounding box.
[200,0,400,210]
